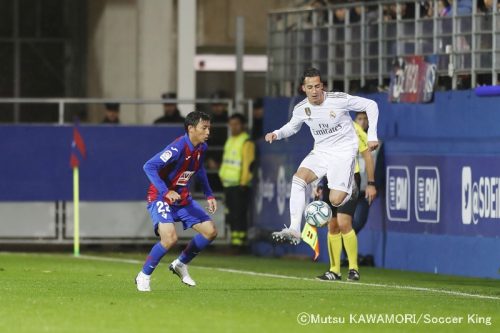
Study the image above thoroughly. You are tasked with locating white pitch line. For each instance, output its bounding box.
[198,267,500,300]
[77,255,500,301]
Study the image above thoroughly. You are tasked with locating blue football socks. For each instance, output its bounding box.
[142,242,168,275]
[178,234,212,264]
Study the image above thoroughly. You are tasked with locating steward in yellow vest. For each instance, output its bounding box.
[218,114,255,247]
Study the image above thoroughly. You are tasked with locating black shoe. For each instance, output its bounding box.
[316,271,342,281]
[347,269,360,281]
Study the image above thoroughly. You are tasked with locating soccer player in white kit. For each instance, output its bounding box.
[265,68,379,245]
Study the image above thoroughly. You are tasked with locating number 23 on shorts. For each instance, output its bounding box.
[156,201,171,219]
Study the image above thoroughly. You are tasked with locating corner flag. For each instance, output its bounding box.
[70,122,87,167]
[70,120,86,257]
[301,223,320,260]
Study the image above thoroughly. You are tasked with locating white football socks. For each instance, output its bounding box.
[289,176,307,232]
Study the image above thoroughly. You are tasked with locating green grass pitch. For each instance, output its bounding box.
[0,252,499,333]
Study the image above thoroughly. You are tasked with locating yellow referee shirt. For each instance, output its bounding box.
[353,121,368,174]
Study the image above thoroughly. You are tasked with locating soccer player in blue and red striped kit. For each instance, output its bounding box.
[135,111,217,292]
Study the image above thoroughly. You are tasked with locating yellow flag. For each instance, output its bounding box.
[301,223,320,260]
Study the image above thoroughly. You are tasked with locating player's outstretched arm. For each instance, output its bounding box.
[266,113,304,144]
[347,95,379,144]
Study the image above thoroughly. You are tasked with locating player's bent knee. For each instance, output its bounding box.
[329,191,350,207]
[160,239,177,249]
[294,168,316,184]
[293,168,307,179]
[204,227,217,240]
[160,233,178,248]
[193,221,217,240]
[330,195,346,207]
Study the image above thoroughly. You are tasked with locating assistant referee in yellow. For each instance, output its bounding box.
[219,113,255,247]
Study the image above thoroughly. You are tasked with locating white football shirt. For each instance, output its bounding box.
[273,92,379,152]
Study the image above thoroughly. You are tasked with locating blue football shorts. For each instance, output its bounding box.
[147,199,211,235]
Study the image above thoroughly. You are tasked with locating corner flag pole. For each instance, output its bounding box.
[73,166,80,257]
[70,119,86,257]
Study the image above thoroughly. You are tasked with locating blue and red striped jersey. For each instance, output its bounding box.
[143,133,214,206]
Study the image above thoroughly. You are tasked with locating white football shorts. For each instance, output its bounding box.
[299,148,357,194]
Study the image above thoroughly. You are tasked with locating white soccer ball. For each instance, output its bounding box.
[304,200,332,228]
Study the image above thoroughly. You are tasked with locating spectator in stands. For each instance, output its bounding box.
[346,0,372,23]
[331,1,377,24]
[420,0,451,17]
[102,103,120,124]
[435,0,452,16]
[207,90,230,148]
[333,6,347,24]
[209,91,229,123]
[219,113,255,248]
[450,0,473,15]
[420,1,433,17]
[383,3,414,20]
[251,98,264,140]
[427,0,471,16]
[305,0,328,27]
[483,0,500,12]
[153,92,184,124]
[383,4,395,20]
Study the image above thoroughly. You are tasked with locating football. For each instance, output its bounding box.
[304,200,332,227]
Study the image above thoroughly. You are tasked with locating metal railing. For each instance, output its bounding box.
[267,0,500,95]
[0,96,255,143]
[0,98,237,124]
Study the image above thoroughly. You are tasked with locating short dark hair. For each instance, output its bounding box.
[161,92,177,99]
[229,113,246,124]
[210,90,228,100]
[161,92,177,106]
[301,67,322,84]
[185,111,211,131]
[105,103,120,112]
[253,97,264,109]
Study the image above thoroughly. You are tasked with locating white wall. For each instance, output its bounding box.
[87,0,176,124]
[136,0,177,124]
